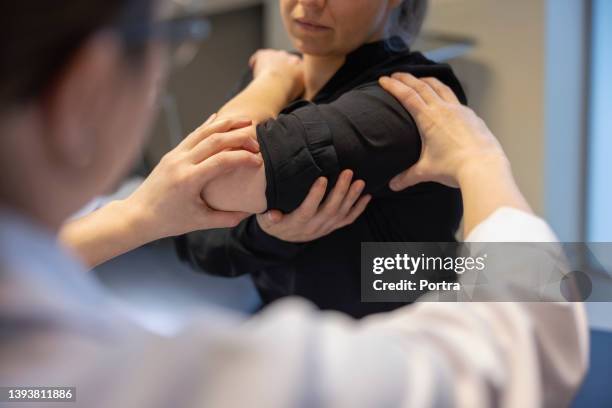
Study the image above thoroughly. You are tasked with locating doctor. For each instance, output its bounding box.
[0,2,586,408]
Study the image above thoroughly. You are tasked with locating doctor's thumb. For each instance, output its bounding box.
[267,210,283,223]
[389,166,423,191]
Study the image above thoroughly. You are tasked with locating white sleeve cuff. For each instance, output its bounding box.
[465,207,558,243]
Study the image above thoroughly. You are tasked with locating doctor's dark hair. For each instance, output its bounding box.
[388,0,429,48]
[0,0,154,111]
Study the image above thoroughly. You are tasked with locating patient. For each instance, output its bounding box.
[176,0,466,317]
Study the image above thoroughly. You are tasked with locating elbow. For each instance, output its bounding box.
[201,160,268,214]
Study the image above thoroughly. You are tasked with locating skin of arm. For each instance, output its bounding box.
[217,72,301,125]
[216,50,304,124]
[456,155,531,235]
[200,138,268,214]
[59,199,151,268]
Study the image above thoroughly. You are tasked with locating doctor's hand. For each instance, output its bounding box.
[125,115,263,239]
[61,115,264,268]
[256,170,371,243]
[379,73,508,190]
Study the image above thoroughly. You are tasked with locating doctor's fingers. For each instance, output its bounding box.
[420,77,460,104]
[194,150,263,185]
[180,116,253,150]
[379,76,427,116]
[337,194,371,228]
[189,127,260,163]
[389,161,430,191]
[292,177,329,222]
[318,170,354,217]
[320,181,370,233]
[336,178,365,216]
[390,72,441,104]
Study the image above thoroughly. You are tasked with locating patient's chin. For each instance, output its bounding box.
[292,38,334,57]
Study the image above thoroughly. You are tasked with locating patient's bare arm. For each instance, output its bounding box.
[200,127,268,214]
[216,50,304,124]
[201,163,267,213]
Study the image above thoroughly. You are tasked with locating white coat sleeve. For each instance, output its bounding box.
[215,207,588,408]
[79,208,587,408]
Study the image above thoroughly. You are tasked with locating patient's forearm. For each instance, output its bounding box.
[217,72,298,124]
[201,156,268,214]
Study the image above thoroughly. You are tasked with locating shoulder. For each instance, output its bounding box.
[345,49,467,106]
[368,51,467,105]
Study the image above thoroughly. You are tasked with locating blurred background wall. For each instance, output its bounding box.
[425,0,547,214]
[146,3,264,164]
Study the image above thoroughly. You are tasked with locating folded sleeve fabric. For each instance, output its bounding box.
[258,85,421,213]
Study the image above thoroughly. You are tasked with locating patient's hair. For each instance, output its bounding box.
[388,0,429,47]
[0,0,153,111]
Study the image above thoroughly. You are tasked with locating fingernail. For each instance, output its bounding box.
[389,178,400,191]
[208,113,217,122]
[247,153,262,166]
[247,138,260,152]
[318,177,328,186]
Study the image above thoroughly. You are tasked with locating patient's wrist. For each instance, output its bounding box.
[257,70,304,101]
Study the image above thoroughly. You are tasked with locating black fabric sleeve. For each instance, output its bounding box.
[181,216,304,277]
[258,84,422,213]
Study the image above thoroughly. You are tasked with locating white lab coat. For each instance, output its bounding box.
[0,207,588,408]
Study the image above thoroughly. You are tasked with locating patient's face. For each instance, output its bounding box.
[280,0,398,57]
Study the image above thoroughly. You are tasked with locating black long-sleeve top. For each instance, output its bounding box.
[176,38,466,318]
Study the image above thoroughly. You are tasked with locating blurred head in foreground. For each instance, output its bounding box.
[0,0,166,229]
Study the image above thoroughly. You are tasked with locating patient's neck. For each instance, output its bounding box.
[302,54,346,101]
